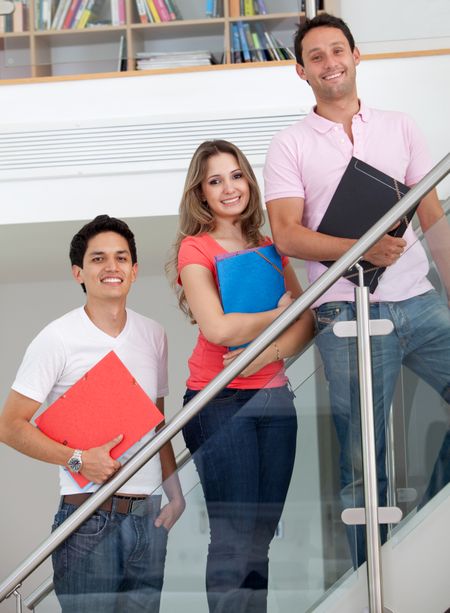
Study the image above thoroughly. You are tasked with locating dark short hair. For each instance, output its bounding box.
[70,215,137,292]
[294,13,355,66]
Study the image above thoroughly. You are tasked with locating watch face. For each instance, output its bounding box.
[68,455,82,473]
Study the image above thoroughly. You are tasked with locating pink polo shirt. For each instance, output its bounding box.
[264,102,433,307]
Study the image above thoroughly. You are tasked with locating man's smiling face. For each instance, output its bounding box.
[296,26,360,103]
[72,231,137,301]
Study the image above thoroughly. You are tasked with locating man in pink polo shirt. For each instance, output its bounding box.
[264,13,450,567]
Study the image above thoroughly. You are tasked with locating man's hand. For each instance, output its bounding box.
[154,496,185,531]
[80,434,123,484]
[364,234,407,267]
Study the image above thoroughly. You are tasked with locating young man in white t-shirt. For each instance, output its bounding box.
[0,215,184,613]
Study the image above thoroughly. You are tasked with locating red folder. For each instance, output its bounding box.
[35,351,164,489]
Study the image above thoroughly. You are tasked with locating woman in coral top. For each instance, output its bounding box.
[167,140,313,613]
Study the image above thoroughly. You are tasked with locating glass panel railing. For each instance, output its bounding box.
[28,341,352,612]
[387,204,450,529]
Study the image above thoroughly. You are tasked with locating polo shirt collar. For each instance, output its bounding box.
[305,100,371,132]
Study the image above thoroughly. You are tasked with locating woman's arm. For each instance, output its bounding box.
[180,263,293,347]
[222,263,315,376]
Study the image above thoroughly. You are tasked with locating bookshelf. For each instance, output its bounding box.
[0,0,325,80]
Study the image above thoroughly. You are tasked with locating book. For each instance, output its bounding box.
[35,351,164,490]
[61,0,81,28]
[135,50,212,69]
[243,0,253,16]
[163,0,176,20]
[134,0,148,23]
[316,157,412,293]
[243,21,258,62]
[236,20,251,62]
[229,0,239,17]
[153,0,169,21]
[76,0,95,27]
[230,22,242,63]
[146,0,160,22]
[255,0,267,14]
[215,244,286,350]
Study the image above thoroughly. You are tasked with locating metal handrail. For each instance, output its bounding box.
[0,153,448,604]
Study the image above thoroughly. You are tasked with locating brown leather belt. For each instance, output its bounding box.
[62,493,151,515]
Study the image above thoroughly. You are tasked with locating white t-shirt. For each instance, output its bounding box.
[12,306,169,496]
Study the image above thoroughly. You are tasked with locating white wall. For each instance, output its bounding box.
[0,53,449,226]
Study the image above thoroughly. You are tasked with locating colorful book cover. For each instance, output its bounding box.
[215,244,286,349]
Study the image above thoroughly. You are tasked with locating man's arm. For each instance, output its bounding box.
[0,389,122,484]
[154,397,185,531]
[267,197,407,267]
[417,188,450,304]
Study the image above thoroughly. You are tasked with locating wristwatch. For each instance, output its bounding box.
[67,449,83,473]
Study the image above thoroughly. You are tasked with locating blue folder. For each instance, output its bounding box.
[215,244,286,349]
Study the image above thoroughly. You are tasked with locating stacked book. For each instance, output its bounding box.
[136,50,213,70]
[135,0,180,24]
[231,21,295,63]
[0,0,28,32]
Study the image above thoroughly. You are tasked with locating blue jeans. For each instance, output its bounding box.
[52,495,168,613]
[315,290,450,567]
[182,385,297,613]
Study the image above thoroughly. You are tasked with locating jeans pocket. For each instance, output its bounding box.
[315,303,349,332]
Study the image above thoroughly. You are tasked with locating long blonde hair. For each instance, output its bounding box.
[166,140,265,320]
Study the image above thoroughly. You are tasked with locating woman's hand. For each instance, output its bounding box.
[277,290,293,309]
[223,344,281,377]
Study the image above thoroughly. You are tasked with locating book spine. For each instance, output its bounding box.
[51,0,66,29]
[251,30,266,62]
[76,0,95,27]
[255,0,266,14]
[243,0,253,16]
[134,0,148,23]
[71,0,86,27]
[111,0,119,25]
[61,0,81,28]
[118,0,125,24]
[228,0,239,17]
[264,30,282,61]
[163,0,176,20]
[205,0,213,17]
[13,0,24,31]
[236,20,250,62]
[230,22,241,63]
[153,0,169,21]
[243,21,258,61]
[146,0,160,22]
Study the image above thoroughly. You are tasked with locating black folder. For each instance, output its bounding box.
[317,157,413,293]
